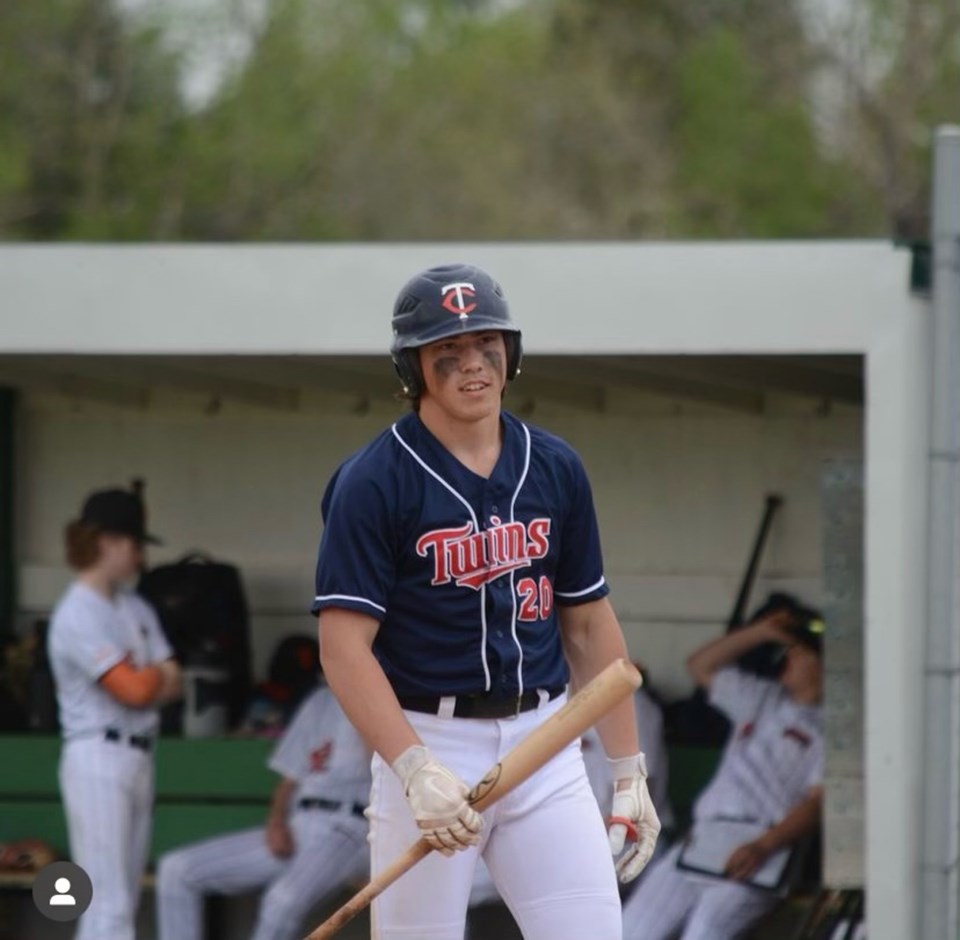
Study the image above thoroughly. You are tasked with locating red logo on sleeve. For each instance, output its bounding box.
[784,727,812,748]
[309,742,333,772]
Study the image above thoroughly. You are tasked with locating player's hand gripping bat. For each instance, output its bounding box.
[303,658,642,940]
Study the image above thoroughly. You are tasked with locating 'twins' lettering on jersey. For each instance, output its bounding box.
[312,411,610,697]
[416,517,551,589]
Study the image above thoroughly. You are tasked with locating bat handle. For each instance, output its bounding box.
[304,840,433,939]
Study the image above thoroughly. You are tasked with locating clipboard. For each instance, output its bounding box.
[676,818,794,892]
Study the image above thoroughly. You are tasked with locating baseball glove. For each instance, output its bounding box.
[0,838,58,872]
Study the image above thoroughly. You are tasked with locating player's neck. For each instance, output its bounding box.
[78,568,119,600]
[788,682,822,707]
[418,402,503,478]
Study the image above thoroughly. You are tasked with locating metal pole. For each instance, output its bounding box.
[921,125,960,940]
[0,387,14,634]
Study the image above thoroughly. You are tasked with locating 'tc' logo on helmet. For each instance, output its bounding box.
[440,281,477,318]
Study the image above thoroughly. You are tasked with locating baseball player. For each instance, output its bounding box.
[622,606,825,940]
[156,680,371,940]
[48,487,182,940]
[312,263,660,940]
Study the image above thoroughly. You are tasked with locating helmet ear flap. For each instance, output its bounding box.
[392,349,423,398]
[505,333,523,380]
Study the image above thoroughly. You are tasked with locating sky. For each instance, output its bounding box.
[116,0,269,108]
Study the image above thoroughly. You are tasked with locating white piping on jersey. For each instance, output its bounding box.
[314,593,387,615]
[391,423,492,691]
[555,576,607,599]
[508,422,532,697]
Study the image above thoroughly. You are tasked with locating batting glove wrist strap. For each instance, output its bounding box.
[391,745,432,788]
[391,745,483,856]
[608,763,661,884]
[607,751,648,783]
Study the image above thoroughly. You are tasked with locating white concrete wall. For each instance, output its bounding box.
[14,385,861,697]
[0,242,900,355]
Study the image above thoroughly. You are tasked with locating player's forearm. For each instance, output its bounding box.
[267,778,297,825]
[155,658,183,704]
[686,618,783,687]
[758,788,823,853]
[560,599,639,760]
[319,616,420,764]
[99,660,164,708]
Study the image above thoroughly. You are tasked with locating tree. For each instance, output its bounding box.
[549,0,885,237]
[2,0,938,241]
[0,1,187,239]
[807,0,960,238]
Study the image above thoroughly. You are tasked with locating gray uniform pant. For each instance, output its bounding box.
[621,843,778,940]
[156,809,367,940]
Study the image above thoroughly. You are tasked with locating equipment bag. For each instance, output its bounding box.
[137,552,252,732]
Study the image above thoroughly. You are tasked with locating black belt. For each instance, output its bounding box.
[397,686,565,720]
[104,728,152,752]
[298,797,366,818]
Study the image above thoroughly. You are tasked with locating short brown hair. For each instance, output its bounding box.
[64,520,102,570]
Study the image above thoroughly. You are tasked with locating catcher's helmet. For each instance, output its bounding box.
[390,263,523,397]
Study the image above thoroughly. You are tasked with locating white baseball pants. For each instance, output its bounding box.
[59,736,154,940]
[369,694,622,940]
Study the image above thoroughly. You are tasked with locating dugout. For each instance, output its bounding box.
[0,237,929,939]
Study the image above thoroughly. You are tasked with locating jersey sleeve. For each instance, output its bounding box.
[708,666,774,724]
[311,462,395,620]
[136,595,174,662]
[267,692,317,780]
[53,613,127,683]
[553,452,610,606]
[805,747,825,791]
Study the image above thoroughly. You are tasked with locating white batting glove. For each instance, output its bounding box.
[607,752,661,883]
[391,745,483,856]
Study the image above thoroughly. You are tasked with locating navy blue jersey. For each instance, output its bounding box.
[312,410,609,698]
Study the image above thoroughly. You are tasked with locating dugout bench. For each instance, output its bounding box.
[0,736,723,868]
[0,734,275,876]
[0,736,728,939]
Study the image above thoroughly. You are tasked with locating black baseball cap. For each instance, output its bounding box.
[80,489,161,545]
[788,613,825,656]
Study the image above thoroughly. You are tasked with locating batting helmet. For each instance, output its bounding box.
[390,263,523,397]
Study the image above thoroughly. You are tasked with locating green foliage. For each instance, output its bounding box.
[0,0,944,240]
[0,0,186,239]
[673,29,833,237]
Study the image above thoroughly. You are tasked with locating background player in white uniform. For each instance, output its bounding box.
[313,263,660,940]
[156,681,370,940]
[48,487,182,940]
[622,607,824,940]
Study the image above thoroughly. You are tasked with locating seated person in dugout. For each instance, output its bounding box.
[622,604,824,940]
[156,677,371,940]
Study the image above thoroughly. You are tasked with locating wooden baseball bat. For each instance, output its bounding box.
[727,493,782,630]
[304,658,642,940]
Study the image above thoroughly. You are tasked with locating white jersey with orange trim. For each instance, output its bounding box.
[49,581,171,739]
[48,580,172,940]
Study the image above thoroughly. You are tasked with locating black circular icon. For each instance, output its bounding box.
[32,860,93,922]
